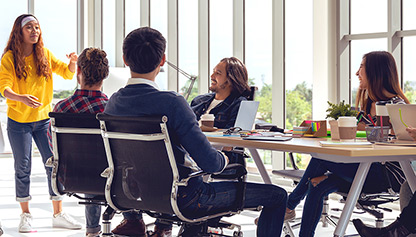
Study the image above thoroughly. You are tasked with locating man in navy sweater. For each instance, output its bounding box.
[104,26,287,237]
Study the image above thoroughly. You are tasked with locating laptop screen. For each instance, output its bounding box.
[234,101,260,131]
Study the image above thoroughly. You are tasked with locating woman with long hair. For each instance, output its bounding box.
[285,51,409,237]
[0,14,82,232]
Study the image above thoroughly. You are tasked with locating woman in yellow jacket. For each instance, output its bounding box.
[0,14,82,233]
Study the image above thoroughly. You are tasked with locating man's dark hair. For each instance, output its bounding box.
[123,27,166,74]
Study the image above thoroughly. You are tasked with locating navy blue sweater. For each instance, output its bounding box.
[104,82,227,195]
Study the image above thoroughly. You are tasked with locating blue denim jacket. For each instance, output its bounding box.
[104,83,227,196]
[191,92,247,129]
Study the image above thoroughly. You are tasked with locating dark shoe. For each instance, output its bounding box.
[148,225,172,237]
[112,219,147,237]
[353,219,410,237]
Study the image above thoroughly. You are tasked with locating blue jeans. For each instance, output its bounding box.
[287,158,399,237]
[179,182,287,237]
[85,194,101,234]
[7,118,62,202]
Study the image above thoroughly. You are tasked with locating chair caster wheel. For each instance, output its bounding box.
[233,231,243,237]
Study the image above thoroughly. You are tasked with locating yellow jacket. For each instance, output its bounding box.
[0,48,74,123]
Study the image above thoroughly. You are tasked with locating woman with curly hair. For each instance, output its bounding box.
[0,14,82,232]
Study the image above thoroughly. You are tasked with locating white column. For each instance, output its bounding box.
[28,0,34,14]
[337,0,350,104]
[271,0,285,171]
[233,0,245,62]
[312,0,337,119]
[89,0,102,48]
[198,0,210,94]
[140,0,150,27]
[115,0,125,67]
[77,0,85,54]
[167,0,178,91]
[388,0,402,82]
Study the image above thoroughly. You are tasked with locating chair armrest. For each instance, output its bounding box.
[177,170,208,186]
[210,163,247,180]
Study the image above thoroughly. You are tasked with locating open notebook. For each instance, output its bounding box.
[376,104,416,146]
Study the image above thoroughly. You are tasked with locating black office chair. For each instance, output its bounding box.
[247,86,257,101]
[97,113,247,237]
[46,112,116,236]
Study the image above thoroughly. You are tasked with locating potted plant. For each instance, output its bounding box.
[326,100,358,140]
[326,100,358,120]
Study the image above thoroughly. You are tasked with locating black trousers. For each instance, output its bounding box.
[399,191,416,233]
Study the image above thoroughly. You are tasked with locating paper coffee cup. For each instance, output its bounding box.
[201,114,215,127]
[337,116,357,127]
[375,105,389,116]
[338,117,357,140]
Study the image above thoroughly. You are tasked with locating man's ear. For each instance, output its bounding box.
[122,55,128,66]
[76,66,82,76]
[160,54,166,67]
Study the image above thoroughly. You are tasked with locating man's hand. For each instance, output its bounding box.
[220,151,229,164]
[406,126,416,141]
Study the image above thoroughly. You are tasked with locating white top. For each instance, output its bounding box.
[127,78,159,90]
[204,99,223,115]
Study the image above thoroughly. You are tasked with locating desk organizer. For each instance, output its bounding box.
[299,120,327,137]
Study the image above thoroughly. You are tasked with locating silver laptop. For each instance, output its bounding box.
[234,101,260,131]
[379,104,416,146]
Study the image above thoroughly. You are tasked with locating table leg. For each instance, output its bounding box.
[399,160,416,193]
[333,162,371,237]
[247,148,272,184]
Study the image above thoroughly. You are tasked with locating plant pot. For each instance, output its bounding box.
[329,120,340,140]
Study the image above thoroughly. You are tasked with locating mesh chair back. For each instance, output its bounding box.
[49,112,108,195]
[97,114,177,215]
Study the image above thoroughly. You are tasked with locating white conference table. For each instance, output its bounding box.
[207,136,416,237]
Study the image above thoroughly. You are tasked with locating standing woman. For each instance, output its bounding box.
[0,14,82,232]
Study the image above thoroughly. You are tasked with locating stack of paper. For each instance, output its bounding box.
[319,141,373,148]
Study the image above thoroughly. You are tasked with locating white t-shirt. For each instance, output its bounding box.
[204,99,223,115]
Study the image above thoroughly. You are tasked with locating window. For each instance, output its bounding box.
[0,1,27,53]
[350,39,387,106]
[178,0,198,102]
[285,0,313,129]
[35,0,77,93]
[125,0,141,36]
[403,37,416,103]
[403,0,416,30]
[103,0,116,67]
[209,0,233,70]
[351,0,387,34]
[150,0,168,90]
[285,0,313,169]
[245,0,272,122]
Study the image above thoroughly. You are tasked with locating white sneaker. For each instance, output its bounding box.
[19,213,33,233]
[52,212,82,229]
